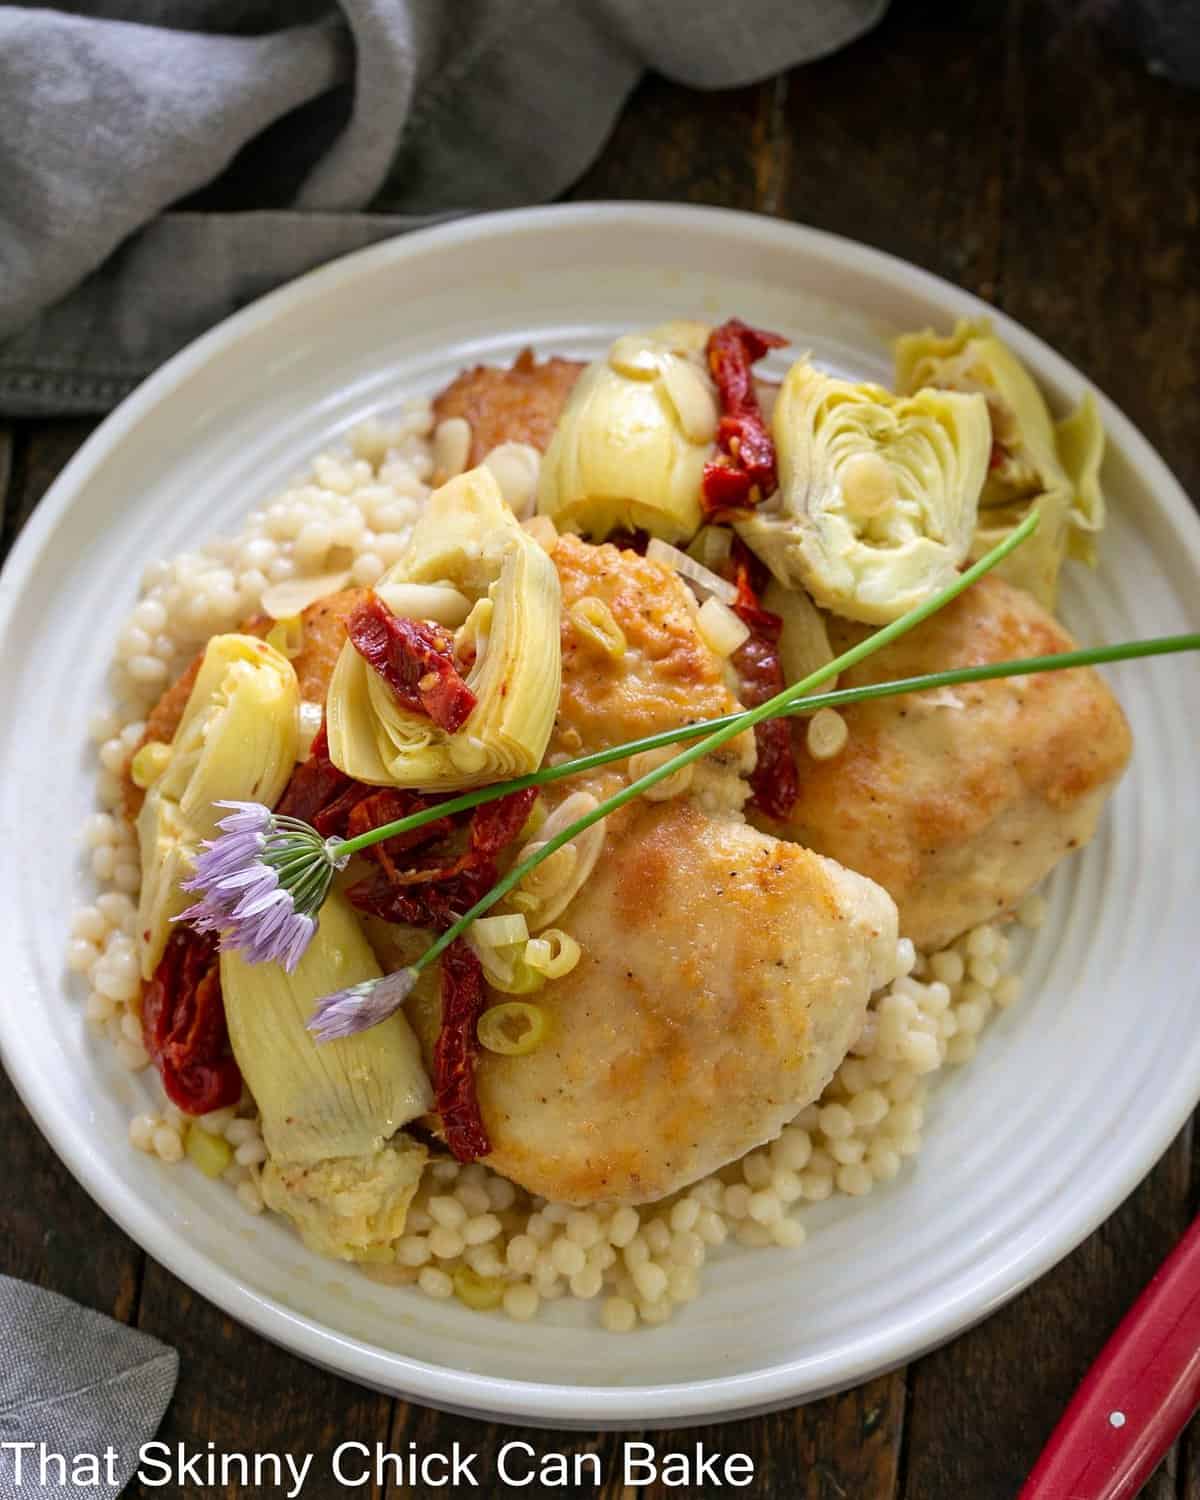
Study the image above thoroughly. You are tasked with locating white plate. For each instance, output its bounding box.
[1,204,1198,1429]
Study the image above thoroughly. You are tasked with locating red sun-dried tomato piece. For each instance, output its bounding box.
[702,318,788,523]
[344,788,455,879]
[469,787,537,856]
[725,542,799,820]
[347,594,477,733]
[141,927,242,1116]
[433,938,491,1162]
[275,725,357,831]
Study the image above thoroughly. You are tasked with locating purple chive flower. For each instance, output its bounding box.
[307,967,419,1043]
[178,800,345,972]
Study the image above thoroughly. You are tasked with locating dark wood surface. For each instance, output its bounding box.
[2,2,1197,1495]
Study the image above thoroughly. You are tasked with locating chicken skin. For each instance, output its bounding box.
[432,348,584,467]
[758,575,1132,951]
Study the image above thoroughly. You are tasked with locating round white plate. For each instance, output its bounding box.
[1,204,1197,1429]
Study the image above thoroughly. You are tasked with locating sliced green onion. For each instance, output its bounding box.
[472,914,530,948]
[478,1001,550,1056]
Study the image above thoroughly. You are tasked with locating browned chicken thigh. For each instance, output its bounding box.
[386,537,901,1205]
[432,348,584,466]
[758,575,1132,951]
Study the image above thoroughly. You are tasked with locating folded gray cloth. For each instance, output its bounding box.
[0,1276,177,1500]
[0,0,889,416]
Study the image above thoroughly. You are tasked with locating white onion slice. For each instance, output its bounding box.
[645,537,737,604]
[696,596,751,657]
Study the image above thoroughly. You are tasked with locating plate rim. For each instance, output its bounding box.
[2,200,1198,1427]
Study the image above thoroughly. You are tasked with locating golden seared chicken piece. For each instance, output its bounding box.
[384,538,902,1205]
[432,348,585,466]
[549,532,751,798]
[124,587,366,816]
[477,802,898,1204]
[759,575,1132,951]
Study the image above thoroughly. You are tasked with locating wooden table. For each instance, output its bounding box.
[2,2,1197,1495]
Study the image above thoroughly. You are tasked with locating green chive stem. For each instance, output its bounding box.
[409,511,1047,973]
[335,512,1042,862]
[333,628,1198,861]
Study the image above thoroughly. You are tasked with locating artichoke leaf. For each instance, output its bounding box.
[737,359,989,624]
[536,322,717,543]
[327,467,561,790]
[1055,391,1105,564]
[222,890,431,1261]
[136,633,300,978]
[894,318,1106,604]
[134,791,195,978]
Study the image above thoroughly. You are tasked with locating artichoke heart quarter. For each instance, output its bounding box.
[221,891,431,1262]
[326,466,561,789]
[136,634,300,978]
[738,360,989,624]
[536,322,717,543]
[894,318,1106,606]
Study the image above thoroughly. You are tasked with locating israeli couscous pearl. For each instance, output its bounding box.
[569,1266,604,1300]
[503,1283,540,1321]
[67,939,100,974]
[429,1226,464,1260]
[463,1213,502,1246]
[396,1236,431,1267]
[153,1127,184,1163]
[645,1219,671,1256]
[429,1194,467,1230]
[632,1262,668,1303]
[601,1296,637,1333]
[609,1206,639,1246]
[418,1267,454,1299]
[770,1217,806,1249]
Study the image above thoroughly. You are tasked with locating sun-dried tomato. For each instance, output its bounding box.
[725,542,799,820]
[348,861,496,932]
[344,789,455,877]
[347,594,476,733]
[469,787,537,856]
[701,318,788,523]
[274,725,361,831]
[345,788,535,929]
[141,927,241,1116]
[434,939,491,1162]
[281,739,532,1165]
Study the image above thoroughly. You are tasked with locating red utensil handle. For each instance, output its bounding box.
[1019,1213,1200,1500]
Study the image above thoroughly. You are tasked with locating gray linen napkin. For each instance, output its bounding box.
[0,0,889,416]
[0,1276,178,1500]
